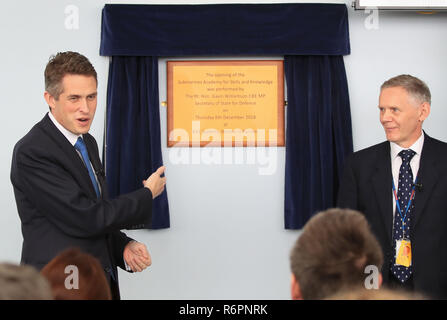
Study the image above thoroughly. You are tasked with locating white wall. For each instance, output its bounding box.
[345,8,447,149]
[1,0,446,299]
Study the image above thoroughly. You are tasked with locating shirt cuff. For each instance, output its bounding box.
[123,240,137,272]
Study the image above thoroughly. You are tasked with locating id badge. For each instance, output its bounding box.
[395,239,412,267]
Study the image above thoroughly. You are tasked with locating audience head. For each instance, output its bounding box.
[41,247,112,300]
[326,287,427,300]
[0,263,53,300]
[289,208,383,300]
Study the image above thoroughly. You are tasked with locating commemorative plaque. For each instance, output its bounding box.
[167,60,284,147]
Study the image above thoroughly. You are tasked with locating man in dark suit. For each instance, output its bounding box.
[10,51,166,300]
[338,74,447,299]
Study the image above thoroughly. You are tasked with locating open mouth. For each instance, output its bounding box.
[77,118,90,125]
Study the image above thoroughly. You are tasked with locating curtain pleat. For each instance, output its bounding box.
[284,56,353,229]
[106,56,169,229]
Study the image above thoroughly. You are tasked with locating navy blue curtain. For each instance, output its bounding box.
[106,56,169,229]
[284,56,353,229]
[100,3,350,56]
[100,3,352,230]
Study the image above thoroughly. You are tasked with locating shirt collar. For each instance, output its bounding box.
[48,111,82,147]
[390,131,425,160]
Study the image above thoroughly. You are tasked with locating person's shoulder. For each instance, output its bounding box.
[423,134,447,165]
[425,134,447,149]
[13,115,53,157]
[347,140,388,163]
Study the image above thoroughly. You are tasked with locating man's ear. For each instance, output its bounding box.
[44,91,55,112]
[378,272,383,288]
[418,102,430,122]
[290,274,303,300]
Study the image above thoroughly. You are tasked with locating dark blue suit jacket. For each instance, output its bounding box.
[337,133,447,299]
[10,114,153,299]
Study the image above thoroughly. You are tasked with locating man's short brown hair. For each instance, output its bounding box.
[44,51,97,99]
[381,74,431,105]
[290,208,383,300]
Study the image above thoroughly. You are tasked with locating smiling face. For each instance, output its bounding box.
[379,86,430,148]
[45,74,97,135]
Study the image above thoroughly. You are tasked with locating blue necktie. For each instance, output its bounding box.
[74,137,100,198]
[391,149,416,283]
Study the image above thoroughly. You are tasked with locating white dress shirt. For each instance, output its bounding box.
[390,131,424,218]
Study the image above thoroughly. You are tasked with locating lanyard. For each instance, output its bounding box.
[392,177,417,238]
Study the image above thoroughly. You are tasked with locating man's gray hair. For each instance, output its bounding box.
[0,263,53,300]
[381,74,431,105]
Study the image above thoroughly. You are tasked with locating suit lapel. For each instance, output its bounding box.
[371,142,394,244]
[412,134,439,231]
[39,114,98,199]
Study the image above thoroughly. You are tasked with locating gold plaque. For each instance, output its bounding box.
[167,60,284,147]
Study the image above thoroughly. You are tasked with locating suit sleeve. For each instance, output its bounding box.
[337,154,359,210]
[12,144,153,239]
